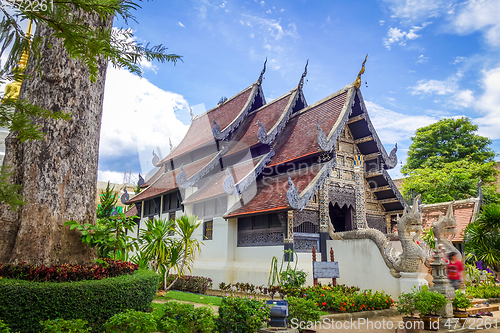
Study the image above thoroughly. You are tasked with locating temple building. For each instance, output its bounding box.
[126,59,407,285]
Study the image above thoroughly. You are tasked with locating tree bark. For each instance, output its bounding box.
[0,10,112,265]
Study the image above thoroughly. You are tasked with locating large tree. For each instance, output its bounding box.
[0,1,180,265]
[402,117,495,173]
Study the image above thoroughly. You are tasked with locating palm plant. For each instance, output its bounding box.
[138,215,202,291]
[464,204,500,275]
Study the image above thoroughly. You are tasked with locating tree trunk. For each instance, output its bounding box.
[0,11,112,265]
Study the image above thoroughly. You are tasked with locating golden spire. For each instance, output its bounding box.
[2,20,33,103]
[354,54,368,90]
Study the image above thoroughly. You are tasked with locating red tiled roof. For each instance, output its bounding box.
[421,200,478,242]
[125,205,138,218]
[142,167,164,188]
[225,92,292,157]
[183,157,263,204]
[269,91,348,166]
[159,86,254,162]
[127,153,218,204]
[225,165,323,218]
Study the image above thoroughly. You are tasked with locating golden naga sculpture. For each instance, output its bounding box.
[2,20,33,103]
[354,54,368,89]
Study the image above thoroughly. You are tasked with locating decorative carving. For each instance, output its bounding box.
[176,165,187,186]
[366,214,386,233]
[388,143,398,168]
[152,151,160,166]
[381,169,408,209]
[121,187,130,205]
[330,195,428,278]
[257,119,268,143]
[237,228,284,247]
[223,150,275,195]
[328,183,355,209]
[211,119,222,139]
[354,155,368,229]
[287,152,338,211]
[432,202,460,257]
[293,210,319,227]
[294,235,320,253]
[316,88,355,153]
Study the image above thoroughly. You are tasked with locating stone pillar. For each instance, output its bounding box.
[319,184,329,262]
[399,272,429,295]
[284,210,294,261]
[354,155,368,229]
[430,247,455,318]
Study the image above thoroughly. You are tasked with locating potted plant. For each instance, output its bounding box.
[452,290,471,324]
[397,289,423,332]
[414,286,447,331]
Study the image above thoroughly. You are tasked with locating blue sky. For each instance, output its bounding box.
[97,0,500,184]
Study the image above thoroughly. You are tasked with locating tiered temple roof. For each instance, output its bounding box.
[126,59,406,218]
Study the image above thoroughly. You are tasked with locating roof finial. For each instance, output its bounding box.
[257,58,267,85]
[2,20,33,103]
[354,54,368,89]
[298,59,308,91]
[169,137,173,151]
[189,105,194,121]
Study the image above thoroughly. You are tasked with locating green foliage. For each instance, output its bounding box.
[452,290,471,311]
[157,301,215,333]
[269,249,307,288]
[162,290,222,306]
[414,286,447,316]
[287,297,321,329]
[137,215,203,291]
[464,204,500,271]
[104,310,156,333]
[40,318,91,333]
[0,319,10,333]
[0,166,24,209]
[401,159,499,205]
[0,270,158,332]
[402,117,495,172]
[163,275,213,294]
[421,228,435,250]
[65,212,138,260]
[97,181,118,219]
[215,297,270,333]
[397,288,418,317]
[466,284,500,298]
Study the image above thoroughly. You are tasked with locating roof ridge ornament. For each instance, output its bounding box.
[298,59,308,91]
[257,58,267,85]
[354,54,368,89]
[169,137,173,151]
[189,106,194,121]
[387,143,398,168]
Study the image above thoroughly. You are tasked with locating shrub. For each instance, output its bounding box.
[163,275,213,294]
[216,297,270,333]
[40,319,91,333]
[467,284,500,298]
[453,290,472,311]
[0,319,10,333]
[287,297,321,331]
[104,310,156,333]
[279,268,307,289]
[414,286,447,316]
[157,301,215,333]
[396,289,418,318]
[0,270,158,332]
[0,259,138,282]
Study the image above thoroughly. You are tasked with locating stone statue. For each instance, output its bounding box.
[329,195,427,278]
[432,202,460,258]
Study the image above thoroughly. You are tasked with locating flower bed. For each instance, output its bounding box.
[0,259,138,282]
[467,284,500,298]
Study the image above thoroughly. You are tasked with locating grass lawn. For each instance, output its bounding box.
[159,290,223,306]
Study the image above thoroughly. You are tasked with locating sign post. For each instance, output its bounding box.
[312,247,339,286]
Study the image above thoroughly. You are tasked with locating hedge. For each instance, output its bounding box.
[0,269,158,332]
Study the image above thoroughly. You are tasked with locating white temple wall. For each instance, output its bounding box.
[327,239,400,299]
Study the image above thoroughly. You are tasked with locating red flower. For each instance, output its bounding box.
[322,302,327,306]
[343,302,346,305]
[316,303,319,306]
[386,300,389,303]
[321,294,325,297]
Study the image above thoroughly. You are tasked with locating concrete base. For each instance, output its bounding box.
[399,272,429,294]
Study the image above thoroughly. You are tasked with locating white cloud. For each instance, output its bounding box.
[260,0,265,5]
[383,0,447,22]
[417,54,430,63]
[475,67,500,139]
[100,66,189,176]
[178,22,186,28]
[379,20,385,25]
[241,14,299,41]
[366,101,438,144]
[452,0,500,47]
[266,9,271,14]
[98,170,126,184]
[384,23,429,49]
[452,89,475,108]
[410,78,458,95]
[453,56,467,64]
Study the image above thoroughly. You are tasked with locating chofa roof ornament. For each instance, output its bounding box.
[354,54,368,89]
[257,58,267,85]
[298,59,308,91]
